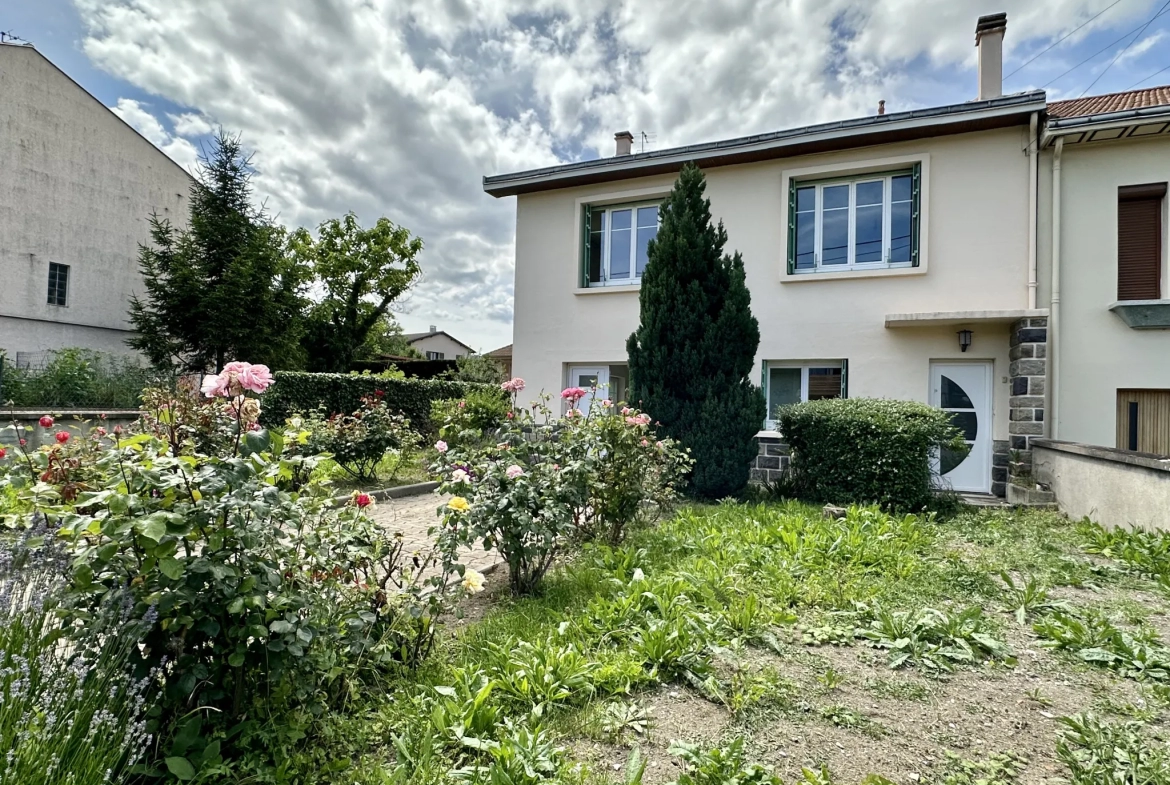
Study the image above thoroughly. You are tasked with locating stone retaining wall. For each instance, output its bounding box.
[750,434,790,484]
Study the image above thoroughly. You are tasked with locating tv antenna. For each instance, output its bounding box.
[0,31,30,44]
[639,131,657,153]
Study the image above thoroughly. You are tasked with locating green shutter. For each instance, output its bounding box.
[761,360,769,429]
[910,163,922,267]
[786,178,797,274]
[840,359,849,399]
[580,204,591,288]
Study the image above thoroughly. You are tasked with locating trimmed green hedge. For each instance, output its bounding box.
[262,372,501,436]
[777,398,967,512]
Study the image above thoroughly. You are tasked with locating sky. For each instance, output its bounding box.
[6,0,1170,354]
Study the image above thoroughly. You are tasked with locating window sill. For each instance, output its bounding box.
[782,265,925,283]
[575,285,641,295]
[1109,299,1170,329]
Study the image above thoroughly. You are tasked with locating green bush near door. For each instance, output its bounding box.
[777,397,967,512]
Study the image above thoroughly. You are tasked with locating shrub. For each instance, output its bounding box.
[431,387,512,445]
[0,364,468,776]
[304,392,421,482]
[777,398,967,511]
[0,348,151,409]
[262,371,500,436]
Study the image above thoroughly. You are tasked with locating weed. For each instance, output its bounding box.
[817,704,885,736]
[667,737,782,785]
[486,639,598,709]
[595,701,652,742]
[720,665,796,719]
[855,604,1011,672]
[817,667,846,692]
[863,677,930,702]
[1055,713,1170,784]
[998,572,1069,624]
[1034,611,1170,681]
[1024,687,1051,707]
[452,718,562,785]
[938,751,1026,785]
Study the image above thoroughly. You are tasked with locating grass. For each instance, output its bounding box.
[281,502,1170,785]
[320,450,432,492]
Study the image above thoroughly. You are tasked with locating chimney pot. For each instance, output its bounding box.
[975,12,1007,101]
[878,99,886,116]
[615,130,634,156]
[429,324,437,333]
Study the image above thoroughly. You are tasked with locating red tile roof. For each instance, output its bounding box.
[1048,85,1170,119]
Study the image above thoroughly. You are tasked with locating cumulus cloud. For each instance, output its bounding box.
[74,0,1161,352]
[110,98,200,170]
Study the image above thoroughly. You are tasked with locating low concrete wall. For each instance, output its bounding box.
[1033,439,1170,530]
[2,409,141,449]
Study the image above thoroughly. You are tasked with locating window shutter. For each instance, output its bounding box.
[761,360,769,430]
[910,163,922,268]
[839,359,849,399]
[580,205,592,288]
[1117,184,1165,301]
[786,178,797,275]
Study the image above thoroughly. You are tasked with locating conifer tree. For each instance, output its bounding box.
[627,163,765,498]
[129,133,306,372]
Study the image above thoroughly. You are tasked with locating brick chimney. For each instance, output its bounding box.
[975,13,1007,100]
[615,131,634,156]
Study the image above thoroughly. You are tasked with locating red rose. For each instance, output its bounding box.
[19,439,26,447]
[0,448,6,460]
[354,493,373,508]
[39,416,54,428]
[374,389,385,398]
[55,431,70,444]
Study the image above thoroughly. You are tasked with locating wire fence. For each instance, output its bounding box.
[0,349,152,409]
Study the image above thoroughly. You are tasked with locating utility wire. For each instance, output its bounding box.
[1005,0,1124,80]
[1041,1,1170,88]
[1079,0,1170,95]
[1125,62,1170,88]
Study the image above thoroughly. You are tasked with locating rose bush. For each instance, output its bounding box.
[302,392,420,482]
[0,361,465,779]
[431,379,690,595]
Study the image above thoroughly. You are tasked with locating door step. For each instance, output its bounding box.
[957,492,1010,508]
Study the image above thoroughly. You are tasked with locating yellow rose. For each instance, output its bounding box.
[447,496,470,512]
[461,568,485,594]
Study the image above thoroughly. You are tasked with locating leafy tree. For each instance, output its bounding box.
[626,163,765,498]
[289,213,423,372]
[441,354,507,384]
[129,133,307,372]
[357,314,424,361]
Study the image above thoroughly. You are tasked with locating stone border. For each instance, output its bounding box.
[1032,439,1170,474]
[331,480,439,504]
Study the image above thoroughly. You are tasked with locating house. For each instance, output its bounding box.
[486,344,513,377]
[0,43,195,364]
[404,326,475,360]
[485,13,1170,498]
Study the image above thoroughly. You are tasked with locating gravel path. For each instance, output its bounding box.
[365,491,502,577]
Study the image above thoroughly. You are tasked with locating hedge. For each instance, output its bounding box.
[776,398,967,512]
[261,372,502,436]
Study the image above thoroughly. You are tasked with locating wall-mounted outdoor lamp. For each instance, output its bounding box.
[957,329,973,352]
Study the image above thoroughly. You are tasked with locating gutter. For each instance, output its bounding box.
[1027,112,1038,309]
[485,91,1046,196]
[1049,137,1064,440]
[1041,104,1170,147]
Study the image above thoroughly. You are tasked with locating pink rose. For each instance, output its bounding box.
[451,468,470,484]
[561,387,587,403]
[96,427,107,437]
[353,492,373,508]
[0,447,6,460]
[565,408,581,418]
[201,374,228,398]
[39,416,54,428]
[601,399,612,408]
[238,363,273,394]
[435,440,448,453]
[501,378,526,393]
[55,431,70,444]
[620,407,631,415]
[505,464,524,479]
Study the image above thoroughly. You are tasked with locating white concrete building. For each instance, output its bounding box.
[404,326,475,360]
[485,13,1170,497]
[0,43,194,363]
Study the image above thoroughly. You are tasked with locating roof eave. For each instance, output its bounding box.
[483,91,1045,198]
[1043,105,1170,146]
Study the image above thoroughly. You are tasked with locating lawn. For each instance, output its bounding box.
[303,501,1170,784]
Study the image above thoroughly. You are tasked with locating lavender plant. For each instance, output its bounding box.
[0,519,156,785]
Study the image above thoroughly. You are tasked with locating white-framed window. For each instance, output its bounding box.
[582,201,661,287]
[790,168,918,273]
[763,360,847,429]
[426,351,445,360]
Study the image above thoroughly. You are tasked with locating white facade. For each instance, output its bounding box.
[406,330,473,360]
[0,44,193,361]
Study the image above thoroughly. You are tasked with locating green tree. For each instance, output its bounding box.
[355,314,423,361]
[626,163,765,498]
[290,213,423,372]
[128,133,307,372]
[441,354,507,384]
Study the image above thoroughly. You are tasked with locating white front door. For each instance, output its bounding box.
[567,366,610,415]
[930,362,992,493]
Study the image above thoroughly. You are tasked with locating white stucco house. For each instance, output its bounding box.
[0,43,194,365]
[485,13,1170,498]
[404,326,475,360]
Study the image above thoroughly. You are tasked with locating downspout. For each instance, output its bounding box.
[1050,136,1064,439]
[1027,112,1038,309]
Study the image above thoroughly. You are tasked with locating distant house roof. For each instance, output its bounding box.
[1048,86,1170,120]
[486,344,512,358]
[404,330,475,353]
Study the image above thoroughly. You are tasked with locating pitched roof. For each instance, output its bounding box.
[1048,86,1170,119]
[403,330,475,352]
[486,344,512,358]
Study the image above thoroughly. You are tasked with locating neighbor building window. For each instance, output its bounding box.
[788,166,920,273]
[426,351,445,360]
[1117,183,1166,301]
[47,262,69,306]
[581,201,661,287]
[762,360,848,429]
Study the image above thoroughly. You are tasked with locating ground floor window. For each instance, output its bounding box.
[1117,389,1170,455]
[763,360,847,429]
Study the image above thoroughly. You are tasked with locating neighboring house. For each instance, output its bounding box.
[404,326,475,360]
[1038,89,1170,455]
[0,43,194,363]
[485,13,1170,497]
[486,344,513,377]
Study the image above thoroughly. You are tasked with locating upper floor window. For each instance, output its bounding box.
[788,166,920,273]
[1117,183,1166,302]
[581,202,660,287]
[47,262,69,306]
[426,351,445,360]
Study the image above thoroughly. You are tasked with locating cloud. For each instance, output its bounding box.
[73,0,1164,353]
[110,97,200,170]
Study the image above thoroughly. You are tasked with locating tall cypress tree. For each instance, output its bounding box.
[129,133,306,372]
[627,163,765,498]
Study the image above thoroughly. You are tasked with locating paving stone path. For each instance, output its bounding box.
[366,491,501,576]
